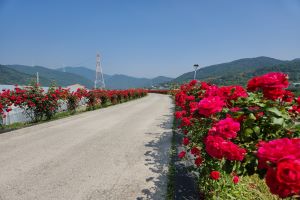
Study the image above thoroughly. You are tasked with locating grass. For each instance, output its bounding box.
[166,112,177,200]
[212,174,280,200]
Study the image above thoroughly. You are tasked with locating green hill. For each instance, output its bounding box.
[57,66,173,89]
[173,56,285,83]
[56,66,111,82]
[172,57,300,87]
[0,65,54,86]
[209,60,300,86]
[2,65,94,88]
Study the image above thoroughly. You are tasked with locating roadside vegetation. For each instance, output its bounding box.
[173,72,300,199]
[0,83,147,132]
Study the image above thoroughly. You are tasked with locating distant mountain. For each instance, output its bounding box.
[57,66,173,89]
[0,65,45,85]
[174,56,286,83]
[56,66,111,82]
[292,58,300,62]
[105,74,173,89]
[173,57,300,86]
[151,76,173,85]
[0,64,172,89]
[2,65,94,88]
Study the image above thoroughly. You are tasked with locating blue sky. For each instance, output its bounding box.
[0,0,300,78]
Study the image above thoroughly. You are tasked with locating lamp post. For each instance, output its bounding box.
[193,64,199,80]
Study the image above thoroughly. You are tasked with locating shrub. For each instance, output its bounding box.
[175,72,300,199]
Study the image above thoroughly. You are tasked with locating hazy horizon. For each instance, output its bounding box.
[1,0,300,78]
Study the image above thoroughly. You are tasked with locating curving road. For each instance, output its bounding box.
[0,94,174,200]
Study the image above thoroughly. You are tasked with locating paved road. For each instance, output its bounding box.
[0,94,174,200]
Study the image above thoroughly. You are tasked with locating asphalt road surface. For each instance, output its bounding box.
[0,94,174,200]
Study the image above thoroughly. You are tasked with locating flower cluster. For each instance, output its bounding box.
[257,138,300,198]
[174,72,300,198]
[0,84,147,123]
[247,72,289,100]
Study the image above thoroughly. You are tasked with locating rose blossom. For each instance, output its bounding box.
[195,156,203,167]
[182,137,189,146]
[214,117,240,139]
[178,151,186,159]
[210,171,221,180]
[205,135,246,161]
[198,96,224,117]
[233,176,239,184]
[257,138,300,169]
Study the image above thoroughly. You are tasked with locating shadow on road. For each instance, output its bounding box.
[136,113,173,200]
[172,129,202,200]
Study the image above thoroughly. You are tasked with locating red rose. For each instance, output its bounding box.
[195,156,203,167]
[248,73,288,91]
[198,81,209,90]
[210,171,220,180]
[189,80,197,86]
[247,76,261,91]
[205,135,246,161]
[204,85,220,97]
[233,176,239,184]
[266,166,298,198]
[189,101,198,114]
[175,110,186,119]
[198,96,224,117]
[276,157,300,191]
[282,90,294,103]
[257,138,300,169]
[262,88,285,100]
[214,117,240,139]
[182,137,189,146]
[230,107,241,112]
[260,72,289,90]
[191,147,201,155]
[181,117,192,127]
[219,85,248,102]
[178,151,186,159]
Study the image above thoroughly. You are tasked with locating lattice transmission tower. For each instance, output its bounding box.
[94,53,105,89]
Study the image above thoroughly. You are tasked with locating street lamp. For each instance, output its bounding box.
[193,64,199,80]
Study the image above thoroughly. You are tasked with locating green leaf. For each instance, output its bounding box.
[271,117,284,126]
[266,107,283,117]
[266,107,289,119]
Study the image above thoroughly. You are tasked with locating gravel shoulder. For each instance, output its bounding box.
[0,93,174,200]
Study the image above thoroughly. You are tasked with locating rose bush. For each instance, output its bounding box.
[175,72,300,199]
[0,84,147,125]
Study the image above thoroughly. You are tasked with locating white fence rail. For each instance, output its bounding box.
[1,98,88,126]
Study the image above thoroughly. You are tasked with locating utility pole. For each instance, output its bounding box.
[193,64,199,80]
[36,72,39,84]
[94,53,105,89]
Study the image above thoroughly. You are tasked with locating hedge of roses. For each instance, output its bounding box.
[0,84,147,124]
[175,72,300,199]
[147,89,170,94]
